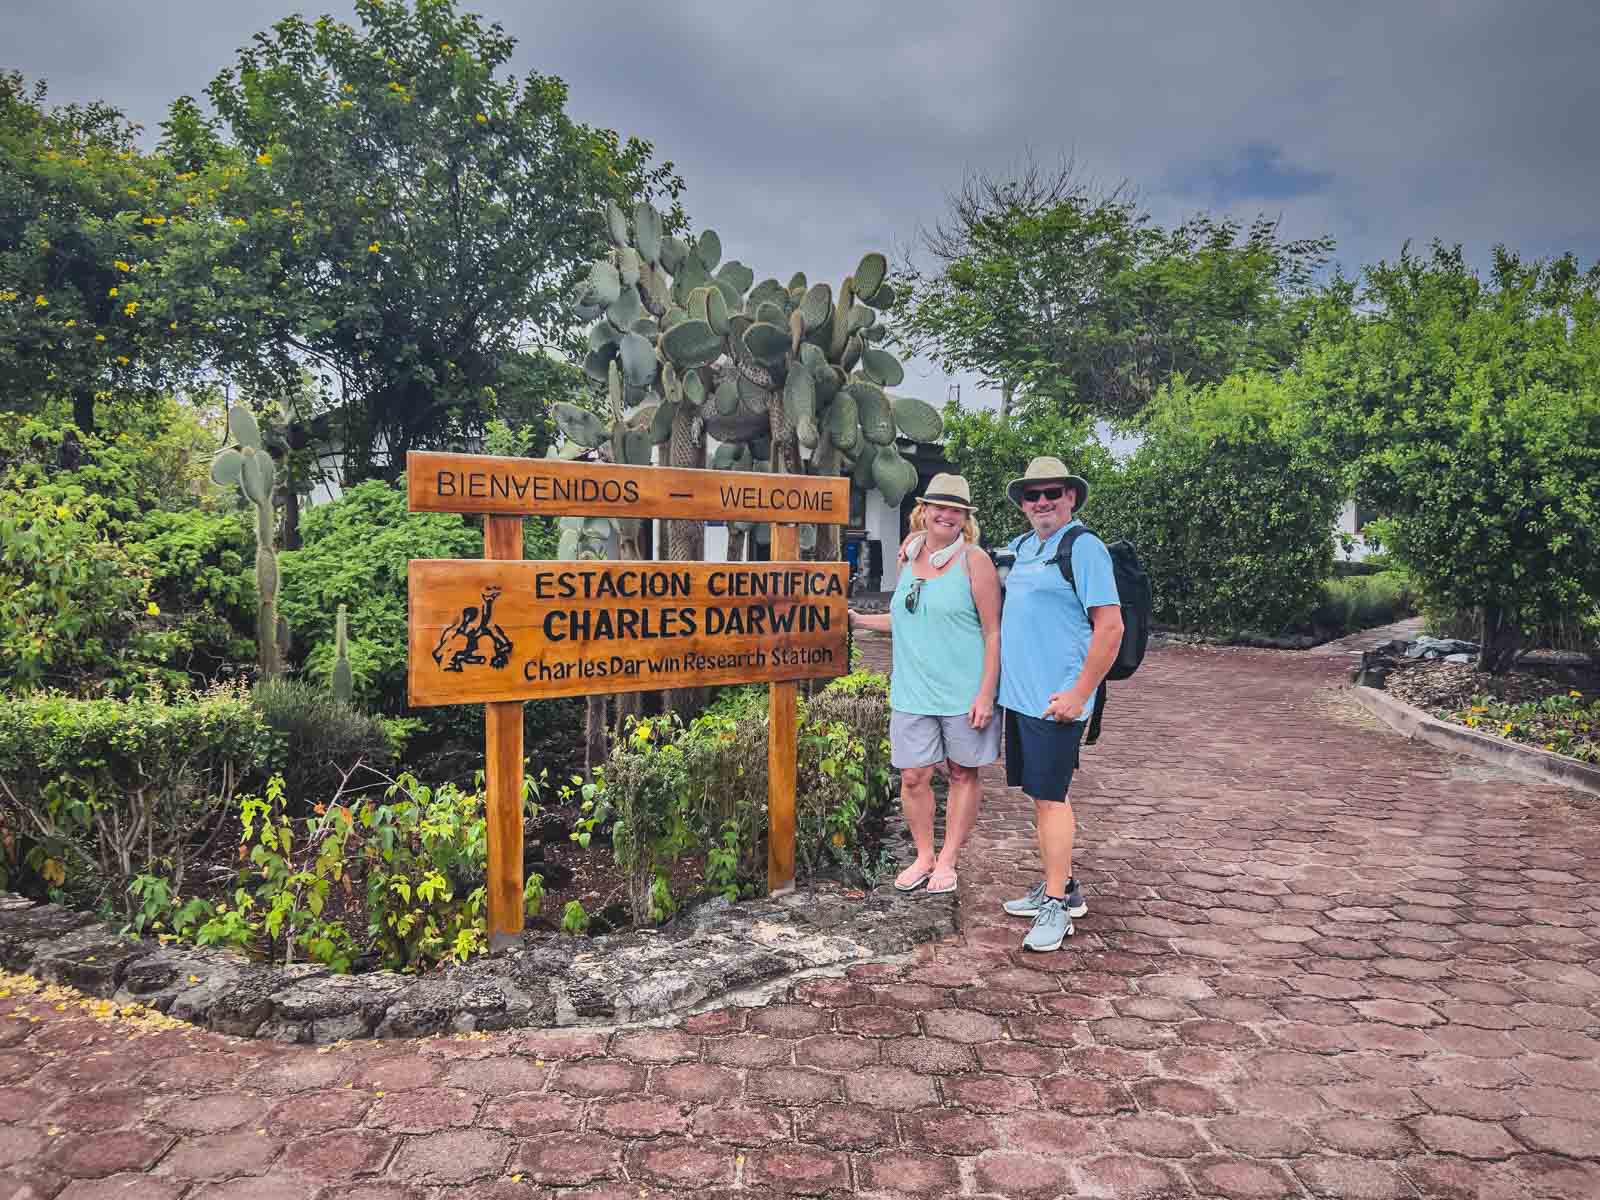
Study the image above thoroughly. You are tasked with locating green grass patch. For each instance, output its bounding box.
[1309,571,1416,636]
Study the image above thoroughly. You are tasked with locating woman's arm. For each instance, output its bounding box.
[848,609,892,634]
[966,549,1002,728]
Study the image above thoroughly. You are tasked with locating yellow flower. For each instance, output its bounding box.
[1545,743,1556,750]
[232,218,247,227]
[55,505,69,519]
[123,301,138,316]
[475,113,487,124]
[256,152,273,166]
[1571,690,1584,699]
[95,334,105,342]
[116,355,130,364]
[109,287,118,297]
[1501,723,1513,735]
[114,260,132,272]
[0,290,16,301]
[340,100,354,109]
[146,602,161,616]
[169,321,177,330]
[64,319,76,327]
[368,241,381,252]
[34,294,48,306]
[343,83,354,93]
[440,42,451,51]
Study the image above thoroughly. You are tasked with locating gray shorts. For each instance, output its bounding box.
[890,709,1002,770]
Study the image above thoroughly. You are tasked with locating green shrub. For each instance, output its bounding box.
[276,477,582,776]
[135,769,546,974]
[1308,572,1417,636]
[0,685,274,917]
[1093,373,1340,634]
[600,671,896,920]
[250,678,402,814]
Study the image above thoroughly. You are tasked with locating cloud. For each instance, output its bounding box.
[7,0,1598,410]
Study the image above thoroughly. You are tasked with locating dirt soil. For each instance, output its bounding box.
[1383,657,1597,715]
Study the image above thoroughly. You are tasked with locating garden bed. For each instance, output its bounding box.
[1381,657,1599,764]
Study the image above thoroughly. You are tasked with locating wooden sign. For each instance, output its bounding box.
[408,560,847,705]
[408,451,849,525]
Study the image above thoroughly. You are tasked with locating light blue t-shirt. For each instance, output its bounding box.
[888,549,986,716]
[997,521,1120,721]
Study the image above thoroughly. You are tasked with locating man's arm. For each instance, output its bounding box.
[1043,603,1123,722]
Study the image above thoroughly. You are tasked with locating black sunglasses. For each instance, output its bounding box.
[904,577,925,613]
[1022,485,1067,502]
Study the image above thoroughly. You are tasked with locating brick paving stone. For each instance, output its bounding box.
[881,1034,976,1075]
[854,1148,961,1195]
[1507,1115,1600,1158]
[279,1131,396,1179]
[702,1033,792,1068]
[366,1086,479,1133]
[693,1100,790,1144]
[744,1144,850,1194]
[974,1152,1072,1198]
[1313,1115,1419,1157]
[152,1093,269,1134]
[550,1058,648,1097]
[1191,1157,1303,1199]
[609,1028,701,1062]
[922,1008,1005,1043]
[511,1131,622,1186]
[1293,1156,1419,1199]
[1075,1153,1188,1198]
[843,1066,939,1110]
[799,1105,898,1151]
[647,1061,740,1102]
[747,1066,843,1105]
[58,1177,185,1200]
[46,1130,172,1178]
[1409,1114,1524,1158]
[478,1089,585,1135]
[157,1131,285,1180]
[942,1073,1039,1114]
[263,1087,373,1134]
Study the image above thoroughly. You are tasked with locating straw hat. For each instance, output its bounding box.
[917,472,977,511]
[1006,455,1089,510]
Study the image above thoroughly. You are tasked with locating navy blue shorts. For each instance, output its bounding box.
[1004,708,1084,802]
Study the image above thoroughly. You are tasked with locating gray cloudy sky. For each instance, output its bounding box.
[7,0,1599,407]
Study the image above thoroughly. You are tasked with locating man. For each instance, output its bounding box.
[997,456,1123,952]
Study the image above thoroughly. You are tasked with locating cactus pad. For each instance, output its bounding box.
[854,252,888,301]
[716,260,754,296]
[861,347,905,387]
[742,321,790,362]
[872,442,918,505]
[659,234,688,274]
[784,367,816,427]
[633,202,663,264]
[798,282,833,332]
[891,394,944,442]
[694,229,722,272]
[660,319,723,370]
[553,401,606,448]
[618,331,657,388]
[714,377,740,416]
[586,260,622,307]
[847,380,895,445]
[828,392,860,451]
[648,400,676,445]
[607,284,643,332]
[210,448,243,488]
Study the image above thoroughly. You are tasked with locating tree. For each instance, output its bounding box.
[160,0,684,483]
[896,154,1333,423]
[937,400,1110,547]
[1295,243,1600,672]
[0,73,201,434]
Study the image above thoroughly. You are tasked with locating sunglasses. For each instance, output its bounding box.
[1022,485,1067,502]
[904,577,925,613]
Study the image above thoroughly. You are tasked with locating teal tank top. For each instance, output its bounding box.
[888,548,986,716]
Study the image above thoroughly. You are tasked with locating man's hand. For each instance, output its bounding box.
[1043,691,1086,723]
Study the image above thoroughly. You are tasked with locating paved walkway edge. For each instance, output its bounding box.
[1349,682,1600,798]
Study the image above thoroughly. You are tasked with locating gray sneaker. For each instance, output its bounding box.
[1003,881,1088,920]
[1022,897,1073,952]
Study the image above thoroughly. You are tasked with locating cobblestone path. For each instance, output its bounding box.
[2,639,1598,1198]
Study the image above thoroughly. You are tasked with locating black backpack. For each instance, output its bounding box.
[1002,527,1153,746]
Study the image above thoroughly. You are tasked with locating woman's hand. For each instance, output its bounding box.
[968,693,994,730]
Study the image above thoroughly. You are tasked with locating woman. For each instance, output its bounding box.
[848,473,1001,894]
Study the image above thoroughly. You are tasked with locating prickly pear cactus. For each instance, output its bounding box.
[211,406,291,677]
[557,204,943,563]
[332,604,354,705]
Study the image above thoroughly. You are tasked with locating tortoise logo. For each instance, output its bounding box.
[432,586,514,672]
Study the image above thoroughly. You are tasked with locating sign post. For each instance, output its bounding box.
[406,452,850,939]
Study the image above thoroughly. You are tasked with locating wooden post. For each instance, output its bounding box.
[768,522,799,897]
[484,514,525,949]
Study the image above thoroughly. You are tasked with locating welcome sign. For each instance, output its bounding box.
[408,451,847,522]
[408,560,847,704]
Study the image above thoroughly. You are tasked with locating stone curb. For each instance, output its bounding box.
[0,880,954,1043]
[1349,683,1600,798]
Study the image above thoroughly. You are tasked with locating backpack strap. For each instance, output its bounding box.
[1084,680,1107,747]
[1047,526,1092,599]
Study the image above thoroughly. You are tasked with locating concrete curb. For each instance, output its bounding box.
[1349,684,1600,799]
